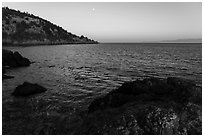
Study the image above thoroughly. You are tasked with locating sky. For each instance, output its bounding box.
[2,2,202,43]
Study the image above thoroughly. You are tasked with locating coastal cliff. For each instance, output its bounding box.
[2,7,98,46]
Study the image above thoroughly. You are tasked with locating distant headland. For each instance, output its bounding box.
[2,7,99,46]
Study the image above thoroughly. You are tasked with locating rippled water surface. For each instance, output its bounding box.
[2,43,202,134]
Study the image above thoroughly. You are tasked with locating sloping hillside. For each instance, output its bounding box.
[2,7,98,46]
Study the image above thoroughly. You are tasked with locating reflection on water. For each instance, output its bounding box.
[2,43,202,134]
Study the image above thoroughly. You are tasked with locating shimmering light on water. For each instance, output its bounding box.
[3,43,202,108]
[2,43,201,134]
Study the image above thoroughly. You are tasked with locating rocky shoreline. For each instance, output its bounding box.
[82,77,202,135]
[2,49,31,80]
[2,49,202,135]
[2,49,31,68]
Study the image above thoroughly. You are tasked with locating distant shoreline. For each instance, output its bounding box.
[2,42,201,47]
[101,42,202,44]
[2,41,99,47]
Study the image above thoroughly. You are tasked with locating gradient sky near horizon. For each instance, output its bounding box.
[2,2,202,43]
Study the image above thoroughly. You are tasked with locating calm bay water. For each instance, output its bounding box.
[2,43,202,134]
[3,43,202,107]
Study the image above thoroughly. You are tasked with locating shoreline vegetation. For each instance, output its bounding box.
[2,41,99,47]
[2,7,98,47]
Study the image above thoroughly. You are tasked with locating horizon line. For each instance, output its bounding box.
[99,42,202,44]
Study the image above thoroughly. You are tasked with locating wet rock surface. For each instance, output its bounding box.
[2,49,31,80]
[85,77,202,135]
[12,82,47,97]
[2,49,31,68]
[2,67,14,80]
[2,77,202,135]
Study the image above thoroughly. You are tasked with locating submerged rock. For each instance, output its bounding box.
[3,75,14,80]
[2,67,14,80]
[86,77,202,135]
[48,65,55,68]
[12,82,47,97]
[2,49,31,68]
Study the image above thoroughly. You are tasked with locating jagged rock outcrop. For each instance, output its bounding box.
[2,7,98,46]
[84,77,202,135]
[2,49,31,80]
[12,82,47,96]
[3,49,31,68]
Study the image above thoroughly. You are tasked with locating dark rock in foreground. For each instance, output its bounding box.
[88,77,201,113]
[84,77,202,135]
[2,49,31,80]
[2,49,31,68]
[12,82,47,97]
